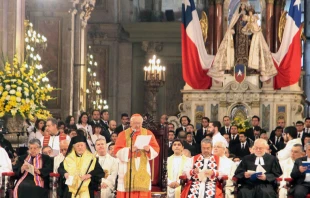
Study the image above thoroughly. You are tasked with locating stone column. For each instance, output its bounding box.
[304,0,310,116]
[0,0,25,68]
[266,0,275,52]
[207,0,214,54]
[274,0,282,51]
[73,1,95,118]
[213,0,223,54]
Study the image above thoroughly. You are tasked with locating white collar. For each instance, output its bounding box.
[255,156,265,165]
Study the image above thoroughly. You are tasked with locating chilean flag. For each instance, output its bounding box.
[272,0,302,89]
[182,0,214,89]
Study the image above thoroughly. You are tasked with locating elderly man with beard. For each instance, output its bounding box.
[95,138,118,198]
[167,139,188,198]
[234,139,282,198]
[13,139,52,198]
[181,139,223,198]
[58,136,104,198]
[213,142,236,198]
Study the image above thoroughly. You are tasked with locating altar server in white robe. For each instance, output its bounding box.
[0,146,12,186]
[277,126,301,164]
[167,139,189,198]
[278,144,304,198]
[95,138,118,198]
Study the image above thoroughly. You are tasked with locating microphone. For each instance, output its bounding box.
[130,129,136,138]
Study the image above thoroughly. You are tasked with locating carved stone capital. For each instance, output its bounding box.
[141,41,163,55]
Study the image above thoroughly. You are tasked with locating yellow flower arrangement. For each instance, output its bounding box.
[0,55,55,120]
[231,117,250,133]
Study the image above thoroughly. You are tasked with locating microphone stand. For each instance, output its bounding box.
[129,129,135,198]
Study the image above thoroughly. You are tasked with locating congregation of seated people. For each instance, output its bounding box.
[165,115,310,198]
[1,113,310,197]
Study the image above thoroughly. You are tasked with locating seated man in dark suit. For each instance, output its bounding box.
[168,130,196,157]
[114,113,129,134]
[245,116,261,142]
[229,125,240,155]
[268,126,285,156]
[175,116,190,137]
[290,142,310,198]
[235,139,282,198]
[235,133,251,159]
[269,118,286,140]
[220,115,231,136]
[195,117,209,153]
[186,132,198,153]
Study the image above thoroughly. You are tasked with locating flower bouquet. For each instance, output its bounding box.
[0,55,55,120]
[231,117,251,133]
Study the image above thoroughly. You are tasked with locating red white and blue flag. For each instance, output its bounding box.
[234,64,246,83]
[272,0,302,89]
[182,0,214,89]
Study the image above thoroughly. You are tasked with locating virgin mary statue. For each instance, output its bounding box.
[207,2,277,82]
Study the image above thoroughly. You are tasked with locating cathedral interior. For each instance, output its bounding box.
[0,0,308,121]
[0,0,309,196]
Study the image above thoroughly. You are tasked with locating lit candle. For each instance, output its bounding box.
[144,66,147,81]
[163,66,166,82]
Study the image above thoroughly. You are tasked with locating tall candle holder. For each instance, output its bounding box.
[143,55,166,121]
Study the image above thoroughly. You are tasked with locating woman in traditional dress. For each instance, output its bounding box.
[13,138,52,198]
[58,135,104,198]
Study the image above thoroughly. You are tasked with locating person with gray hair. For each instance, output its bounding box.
[53,140,70,173]
[13,138,52,198]
[234,138,282,198]
[213,141,236,198]
[290,143,310,198]
[182,139,224,197]
[278,144,304,198]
